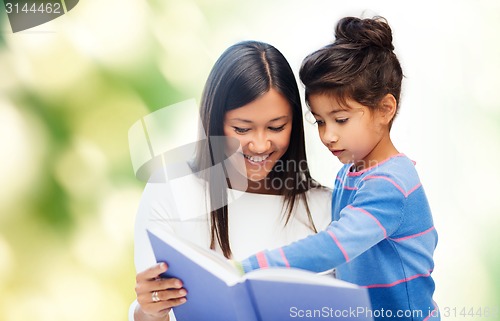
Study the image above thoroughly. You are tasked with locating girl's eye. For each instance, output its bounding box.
[336,118,348,124]
[233,127,250,134]
[314,119,325,126]
[269,125,285,132]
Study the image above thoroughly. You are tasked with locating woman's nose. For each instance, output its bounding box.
[248,133,271,154]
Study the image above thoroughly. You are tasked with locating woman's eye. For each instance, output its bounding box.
[336,118,348,124]
[269,125,285,132]
[233,127,250,134]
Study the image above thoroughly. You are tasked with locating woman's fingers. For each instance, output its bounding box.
[135,262,188,317]
[154,287,187,301]
[138,285,187,305]
[136,262,168,282]
[150,277,183,291]
[137,287,187,316]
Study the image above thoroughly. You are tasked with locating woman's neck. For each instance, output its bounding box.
[223,161,283,195]
[226,175,282,195]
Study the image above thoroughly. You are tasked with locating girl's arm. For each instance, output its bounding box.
[241,177,405,272]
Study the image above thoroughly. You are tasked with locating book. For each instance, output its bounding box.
[147,228,374,321]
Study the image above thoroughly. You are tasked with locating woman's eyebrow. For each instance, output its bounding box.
[228,115,289,123]
[228,118,253,123]
[268,115,289,122]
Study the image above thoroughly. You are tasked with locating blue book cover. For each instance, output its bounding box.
[147,229,373,321]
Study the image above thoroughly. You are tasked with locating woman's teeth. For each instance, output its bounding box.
[244,154,270,163]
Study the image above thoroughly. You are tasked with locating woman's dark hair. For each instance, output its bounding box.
[300,16,403,127]
[193,40,320,258]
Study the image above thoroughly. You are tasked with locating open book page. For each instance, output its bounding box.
[245,267,358,288]
[147,228,242,285]
[244,268,372,321]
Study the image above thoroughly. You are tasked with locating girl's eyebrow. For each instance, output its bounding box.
[311,109,345,116]
[329,109,346,115]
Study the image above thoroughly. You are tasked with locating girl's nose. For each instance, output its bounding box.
[321,125,339,146]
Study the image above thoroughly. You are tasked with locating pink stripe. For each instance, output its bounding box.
[363,270,433,289]
[391,226,436,242]
[256,252,269,268]
[406,183,422,196]
[347,205,387,238]
[327,231,350,262]
[344,186,358,191]
[347,153,406,177]
[279,248,290,268]
[363,175,406,196]
[336,175,343,184]
[363,176,422,197]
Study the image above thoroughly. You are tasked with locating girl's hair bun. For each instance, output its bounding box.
[334,16,394,51]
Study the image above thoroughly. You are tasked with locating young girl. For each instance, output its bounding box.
[239,17,440,320]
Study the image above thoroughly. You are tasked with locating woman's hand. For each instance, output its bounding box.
[134,262,187,321]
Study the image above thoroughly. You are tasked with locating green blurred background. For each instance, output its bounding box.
[1,0,499,320]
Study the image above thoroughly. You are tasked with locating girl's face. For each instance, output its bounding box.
[309,94,390,170]
[223,88,292,182]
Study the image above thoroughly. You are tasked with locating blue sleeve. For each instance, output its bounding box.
[241,177,406,273]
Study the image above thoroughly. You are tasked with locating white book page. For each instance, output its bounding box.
[148,227,242,286]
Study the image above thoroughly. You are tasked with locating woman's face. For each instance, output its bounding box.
[223,88,293,182]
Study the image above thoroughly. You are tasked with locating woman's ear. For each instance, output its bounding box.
[378,94,397,125]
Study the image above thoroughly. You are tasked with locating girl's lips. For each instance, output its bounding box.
[331,149,344,157]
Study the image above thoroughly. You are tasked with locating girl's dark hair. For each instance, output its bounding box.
[193,40,321,258]
[300,16,403,127]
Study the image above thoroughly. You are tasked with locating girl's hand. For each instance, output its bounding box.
[135,262,187,320]
[229,259,245,275]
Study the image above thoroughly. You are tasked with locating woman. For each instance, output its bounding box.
[130,41,332,321]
